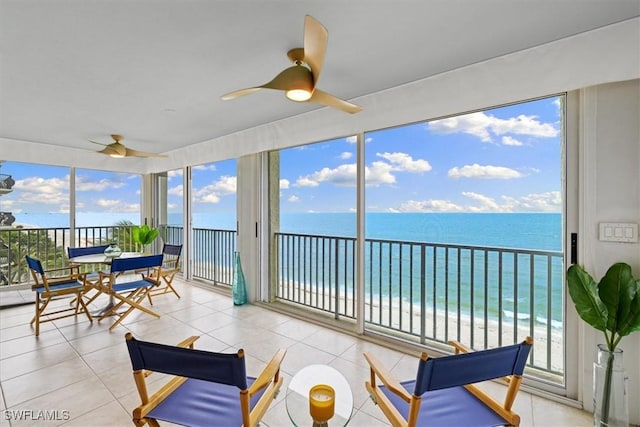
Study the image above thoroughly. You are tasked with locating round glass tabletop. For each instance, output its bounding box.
[285,364,353,427]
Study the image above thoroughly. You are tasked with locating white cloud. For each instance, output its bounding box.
[461,192,501,211]
[428,111,559,143]
[288,195,300,202]
[96,199,120,208]
[168,185,183,197]
[501,191,561,212]
[367,162,396,186]
[199,194,220,204]
[14,176,68,193]
[296,176,321,187]
[280,179,290,189]
[11,176,69,206]
[75,176,126,192]
[345,136,357,144]
[376,152,432,172]
[294,152,430,189]
[167,169,183,180]
[448,164,523,179]
[395,190,561,213]
[193,175,237,204]
[339,152,353,160]
[502,136,524,146]
[95,199,140,213]
[398,199,465,212]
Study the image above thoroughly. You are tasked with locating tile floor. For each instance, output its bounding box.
[0,278,594,426]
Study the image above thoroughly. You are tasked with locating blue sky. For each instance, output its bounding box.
[1,95,561,218]
[280,95,562,213]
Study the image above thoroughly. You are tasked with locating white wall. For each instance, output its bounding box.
[579,79,640,424]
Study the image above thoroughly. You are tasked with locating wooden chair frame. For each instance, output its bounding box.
[126,333,286,427]
[95,255,164,330]
[26,255,93,336]
[143,244,182,305]
[364,337,533,427]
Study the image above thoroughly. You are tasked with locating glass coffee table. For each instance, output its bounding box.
[286,364,353,426]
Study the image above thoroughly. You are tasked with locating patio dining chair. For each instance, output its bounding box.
[125,332,286,427]
[142,243,182,304]
[95,255,164,330]
[364,337,533,427]
[25,255,93,336]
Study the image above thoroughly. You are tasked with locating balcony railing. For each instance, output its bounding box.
[164,226,236,286]
[0,224,565,380]
[275,232,564,378]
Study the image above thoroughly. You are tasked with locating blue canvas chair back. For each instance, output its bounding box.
[67,245,110,258]
[126,334,248,389]
[162,244,182,257]
[25,255,44,275]
[110,255,163,274]
[414,340,532,395]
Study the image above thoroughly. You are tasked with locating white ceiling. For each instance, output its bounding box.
[1,0,639,158]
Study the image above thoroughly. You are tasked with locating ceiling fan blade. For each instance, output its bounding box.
[309,89,363,114]
[98,143,127,157]
[124,148,168,158]
[303,15,328,86]
[221,87,263,100]
[223,65,313,100]
[89,140,108,147]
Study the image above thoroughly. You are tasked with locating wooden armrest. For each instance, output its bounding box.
[363,351,413,402]
[247,349,287,396]
[448,340,472,354]
[44,265,81,276]
[176,335,200,349]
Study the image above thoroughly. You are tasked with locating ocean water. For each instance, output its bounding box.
[12,211,562,252]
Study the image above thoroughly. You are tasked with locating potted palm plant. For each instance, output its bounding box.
[132,224,159,254]
[567,262,639,427]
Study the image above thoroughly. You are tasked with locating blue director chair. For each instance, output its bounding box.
[125,333,286,427]
[365,337,533,426]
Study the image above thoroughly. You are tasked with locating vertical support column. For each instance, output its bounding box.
[356,132,366,334]
[69,167,76,247]
[183,166,193,281]
[263,151,280,302]
[237,154,260,303]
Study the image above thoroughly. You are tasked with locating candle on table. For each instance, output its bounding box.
[309,384,335,422]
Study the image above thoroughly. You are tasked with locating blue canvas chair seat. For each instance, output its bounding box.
[146,377,266,426]
[96,255,164,330]
[365,337,533,427]
[26,255,93,336]
[125,333,286,427]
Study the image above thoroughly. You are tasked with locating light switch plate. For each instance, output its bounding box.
[599,222,638,243]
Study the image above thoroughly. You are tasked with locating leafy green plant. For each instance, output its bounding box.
[132,224,159,253]
[567,262,639,426]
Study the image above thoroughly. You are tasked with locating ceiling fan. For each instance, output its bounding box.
[89,135,167,158]
[221,15,363,114]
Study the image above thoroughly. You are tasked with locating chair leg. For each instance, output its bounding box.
[75,291,93,322]
[163,278,181,299]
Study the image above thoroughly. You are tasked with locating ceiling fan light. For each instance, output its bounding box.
[109,153,125,158]
[286,89,312,101]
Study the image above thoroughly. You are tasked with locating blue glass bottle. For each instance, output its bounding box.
[232,252,247,305]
